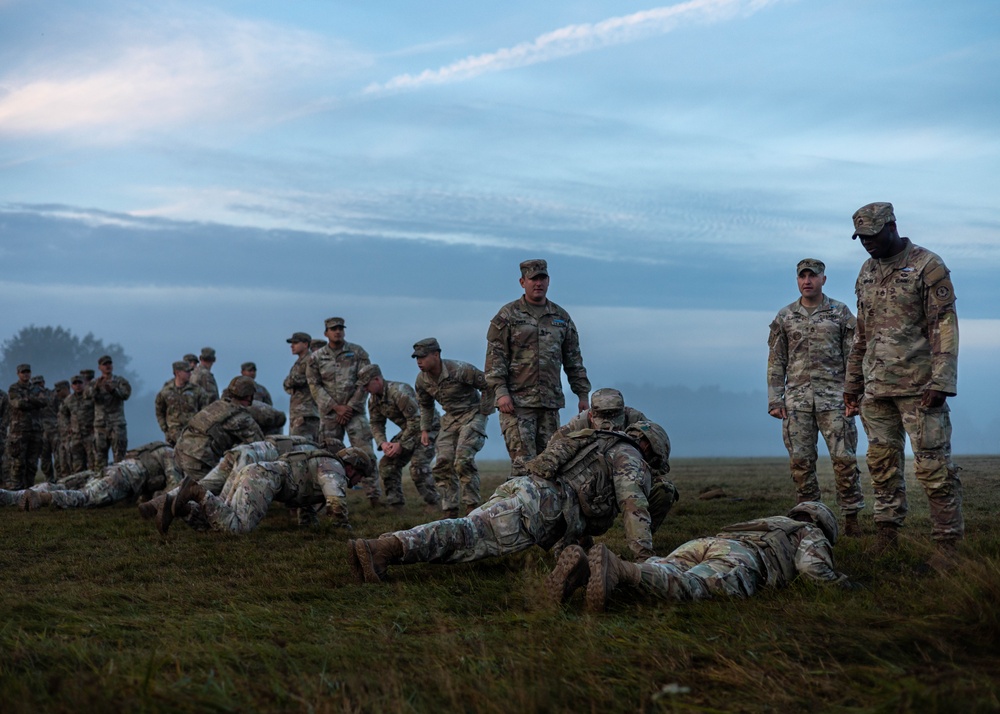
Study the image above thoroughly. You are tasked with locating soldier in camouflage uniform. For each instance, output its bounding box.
[845,203,963,569]
[348,421,666,584]
[240,362,273,405]
[413,338,493,515]
[6,364,47,489]
[0,387,10,486]
[32,376,59,481]
[59,376,92,474]
[52,380,71,478]
[156,361,211,446]
[190,347,220,403]
[184,353,199,371]
[767,258,865,534]
[361,363,440,509]
[78,369,98,468]
[486,259,591,477]
[283,332,320,443]
[169,447,371,534]
[87,355,131,467]
[549,502,851,612]
[306,317,381,503]
[0,468,99,507]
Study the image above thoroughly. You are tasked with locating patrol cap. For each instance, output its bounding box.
[80,369,95,378]
[412,337,441,358]
[31,375,44,385]
[71,375,84,385]
[17,364,31,373]
[852,202,895,239]
[200,347,216,361]
[98,355,113,365]
[286,331,311,344]
[227,376,256,400]
[183,353,198,363]
[55,380,70,389]
[796,258,825,276]
[324,316,346,330]
[309,339,327,351]
[520,259,548,279]
[590,388,625,412]
[358,363,382,384]
[241,362,257,372]
[172,360,192,373]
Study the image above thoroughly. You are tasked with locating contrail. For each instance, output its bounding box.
[364,0,781,94]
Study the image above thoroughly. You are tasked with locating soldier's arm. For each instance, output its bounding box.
[306,356,335,415]
[114,377,132,400]
[232,412,266,445]
[347,347,371,413]
[766,315,788,413]
[485,312,513,404]
[316,459,350,527]
[154,391,169,432]
[923,261,959,397]
[794,529,851,586]
[560,316,591,404]
[393,386,422,450]
[415,376,435,433]
[610,444,654,560]
[844,282,867,401]
[368,395,388,446]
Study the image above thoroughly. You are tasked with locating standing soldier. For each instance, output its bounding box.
[306,317,380,505]
[240,362,273,405]
[845,202,963,570]
[191,347,220,403]
[55,379,73,477]
[413,338,493,516]
[87,355,131,467]
[361,363,440,510]
[78,368,98,468]
[6,364,48,489]
[183,353,199,372]
[33,376,59,482]
[60,376,92,474]
[0,385,10,486]
[283,332,320,442]
[49,380,70,478]
[767,258,865,536]
[486,259,591,477]
[155,361,211,446]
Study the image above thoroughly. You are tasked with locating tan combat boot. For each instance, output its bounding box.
[927,539,960,574]
[354,537,404,584]
[19,490,53,511]
[545,545,589,604]
[871,523,900,556]
[844,512,862,538]
[138,494,167,520]
[585,544,641,613]
[173,476,207,516]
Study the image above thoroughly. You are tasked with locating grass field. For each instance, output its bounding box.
[2,455,999,713]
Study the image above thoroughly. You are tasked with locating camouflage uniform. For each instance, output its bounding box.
[45,442,182,509]
[846,217,962,541]
[54,383,72,478]
[0,470,99,507]
[174,397,265,479]
[191,360,220,403]
[7,377,48,489]
[59,388,94,475]
[0,390,9,486]
[768,292,865,513]
[86,372,131,467]
[415,357,492,511]
[369,377,440,507]
[36,381,59,482]
[247,400,286,437]
[486,289,590,477]
[284,350,320,442]
[306,338,380,499]
[155,379,211,446]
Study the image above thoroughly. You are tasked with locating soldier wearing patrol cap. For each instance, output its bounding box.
[240,361,273,406]
[486,259,591,478]
[86,355,132,467]
[767,258,864,535]
[845,202,963,570]
[32,375,59,482]
[60,375,92,474]
[6,364,47,489]
[191,347,220,403]
[283,331,320,442]
[156,360,211,446]
[305,317,381,504]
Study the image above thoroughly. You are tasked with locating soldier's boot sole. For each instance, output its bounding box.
[585,544,613,613]
[156,494,175,535]
[545,545,589,604]
[173,477,206,516]
[354,539,386,584]
[18,490,41,512]
[346,539,364,584]
[138,495,165,521]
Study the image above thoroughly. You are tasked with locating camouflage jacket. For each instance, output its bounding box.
[306,341,370,416]
[553,408,672,481]
[252,380,272,406]
[486,296,590,409]
[190,365,220,403]
[247,400,286,435]
[0,390,9,436]
[846,239,959,397]
[176,398,265,468]
[59,391,95,440]
[283,354,319,420]
[124,442,184,493]
[39,388,59,431]
[86,375,131,426]
[415,359,492,432]
[767,295,855,412]
[369,380,438,450]
[155,381,211,444]
[7,381,48,432]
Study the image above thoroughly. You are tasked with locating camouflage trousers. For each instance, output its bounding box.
[380,431,439,507]
[94,421,128,468]
[48,462,150,509]
[433,412,488,511]
[289,415,320,444]
[6,430,43,490]
[782,409,864,514]
[638,538,765,600]
[319,413,380,500]
[860,395,964,540]
[499,407,560,478]
[39,427,59,482]
[388,475,568,564]
[0,470,100,506]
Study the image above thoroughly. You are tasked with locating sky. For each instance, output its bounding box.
[1,0,998,457]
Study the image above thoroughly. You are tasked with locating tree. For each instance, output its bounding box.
[0,325,142,391]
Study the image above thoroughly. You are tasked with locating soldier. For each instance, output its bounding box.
[52,380,71,478]
[283,332,320,443]
[549,502,851,612]
[240,361,273,405]
[59,376,92,474]
[191,347,220,403]
[845,202,963,570]
[413,338,493,516]
[767,258,865,535]
[361,363,439,510]
[0,386,10,486]
[174,376,264,480]
[306,316,381,504]
[555,388,678,533]
[309,338,327,353]
[155,361,211,446]
[348,421,667,584]
[183,353,199,372]
[6,364,47,489]
[19,441,182,510]
[32,376,58,482]
[486,258,591,477]
[168,447,372,535]
[86,355,131,467]
[78,368,98,468]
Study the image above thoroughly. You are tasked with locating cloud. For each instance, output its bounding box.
[364,0,781,94]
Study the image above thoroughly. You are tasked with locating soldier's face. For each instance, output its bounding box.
[520,274,550,305]
[71,382,83,393]
[796,270,826,299]
[858,223,900,260]
[291,341,308,356]
[415,352,441,373]
[99,362,113,377]
[18,370,31,384]
[176,370,191,386]
[325,326,345,346]
[365,377,383,395]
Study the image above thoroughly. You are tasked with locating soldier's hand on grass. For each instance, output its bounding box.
[920,390,948,409]
[497,395,515,415]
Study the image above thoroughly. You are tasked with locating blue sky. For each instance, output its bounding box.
[1,0,998,456]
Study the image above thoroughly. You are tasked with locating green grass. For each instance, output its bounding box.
[2,456,999,713]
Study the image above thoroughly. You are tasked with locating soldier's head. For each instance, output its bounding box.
[31,375,45,388]
[286,332,311,357]
[519,259,550,306]
[588,388,626,431]
[796,258,827,302]
[240,362,257,379]
[412,338,442,374]
[172,360,192,385]
[16,364,31,384]
[787,501,838,545]
[852,202,903,259]
[324,317,346,347]
[184,353,199,370]
[309,338,327,353]
[98,355,114,377]
[55,380,70,398]
[71,375,84,393]
[199,347,216,369]
[337,447,373,487]
[226,376,256,405]
[626,420,671,472]
[358,363,384,395]
[80,369,95,383]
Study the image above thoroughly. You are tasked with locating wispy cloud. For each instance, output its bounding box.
[364,0,780,94]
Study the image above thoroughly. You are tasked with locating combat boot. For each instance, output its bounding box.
[927,539,960,574]
[871,523,899,556]
[585,544,641,613]
[354,537,404,584]
[19,490,53,511]
[445,508,460,519]
[173,476,207,516]
[844,512,862,538]
[545,545,589,604]
[346,539,365,583]
[138,494,166,520]
[156,494,175,535]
